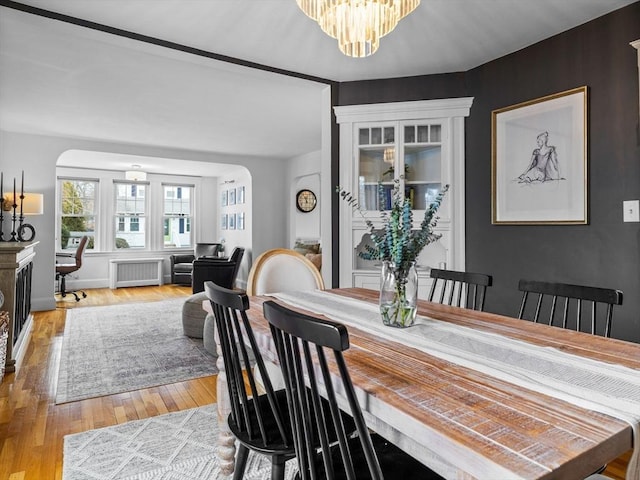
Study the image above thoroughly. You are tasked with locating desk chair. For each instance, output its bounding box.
[263,300,445,480]
[55,236,88,301]
[517,279,623,337]
[247,248,323,296]
[428,268,493,311]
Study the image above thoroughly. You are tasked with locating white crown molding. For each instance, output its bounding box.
[334,98,474,124]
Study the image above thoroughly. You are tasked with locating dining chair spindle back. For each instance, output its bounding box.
[204,281,294,480]
[517,279,623,338]
[263,300,445,480]
[428,268,493,311]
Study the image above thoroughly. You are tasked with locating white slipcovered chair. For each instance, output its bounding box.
[246,248,325,390]
[246,248,324,296]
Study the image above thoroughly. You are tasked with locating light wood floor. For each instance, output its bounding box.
[0,285,217,480]
[0,285,631,479]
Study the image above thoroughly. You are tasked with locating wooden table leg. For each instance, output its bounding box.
[215,326,236,476]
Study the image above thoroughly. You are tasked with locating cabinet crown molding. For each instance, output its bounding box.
[334,97,474,124]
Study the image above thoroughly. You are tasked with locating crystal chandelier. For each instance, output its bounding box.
[296,0,420,57]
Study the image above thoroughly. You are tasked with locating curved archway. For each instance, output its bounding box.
[56,149,252,288]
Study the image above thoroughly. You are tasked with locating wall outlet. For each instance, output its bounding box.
[623,200,640,222]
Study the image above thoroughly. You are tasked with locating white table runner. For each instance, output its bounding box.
[272,290,640,480]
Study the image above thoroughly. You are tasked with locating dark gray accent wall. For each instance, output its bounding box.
[337,2,640,343]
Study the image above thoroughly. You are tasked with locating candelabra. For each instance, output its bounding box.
[0,172,18,241]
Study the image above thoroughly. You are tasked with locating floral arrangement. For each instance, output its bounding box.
[337,178,448,273]
[338,178,448,327]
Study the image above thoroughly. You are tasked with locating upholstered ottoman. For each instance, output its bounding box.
[203,313,217,356]
[182,291,208,338]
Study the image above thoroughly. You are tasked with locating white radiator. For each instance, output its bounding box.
[109,258,164,289]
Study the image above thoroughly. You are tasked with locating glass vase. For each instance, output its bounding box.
[379,260,418,328]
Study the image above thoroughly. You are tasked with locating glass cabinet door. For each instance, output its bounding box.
[403,123,442,210]
[357,122,442,212]
[357,125,395,211]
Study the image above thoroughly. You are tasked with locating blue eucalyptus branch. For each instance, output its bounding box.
[336,180,449,270]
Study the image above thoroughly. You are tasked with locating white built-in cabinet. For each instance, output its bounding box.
[335,98,473,298]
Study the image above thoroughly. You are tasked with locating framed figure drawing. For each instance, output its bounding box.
[492,86,587,224]
[228,188,236,206]
[221,214,228,230]
[221,190,228,207]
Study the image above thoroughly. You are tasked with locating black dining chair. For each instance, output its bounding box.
[263,300,445,480]
[204,281,356,480]
[204,281,294,480]
[517,279,623,338]
[518,279,623,478]
[427,268,493,311]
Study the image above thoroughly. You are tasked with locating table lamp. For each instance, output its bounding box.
[17,192,44,241]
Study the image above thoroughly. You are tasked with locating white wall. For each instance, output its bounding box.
[218,169,252,289]
[286,85,334,288]
[293,173,321,241]
[199,176,219,242]
[288,150,322,245]
[0,130,288,311]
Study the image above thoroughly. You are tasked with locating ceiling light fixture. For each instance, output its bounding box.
[383,147,395,164]
[296,0,420,57]
[125,170,147,181]
[125,164,147,182]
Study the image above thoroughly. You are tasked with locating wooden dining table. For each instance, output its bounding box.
[206,288,640,479]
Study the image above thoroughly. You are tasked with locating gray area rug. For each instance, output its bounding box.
[56,298,217,404]
[63,404,297,479]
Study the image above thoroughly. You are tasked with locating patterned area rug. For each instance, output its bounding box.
[63,404,297,479]
[56,298,217,404]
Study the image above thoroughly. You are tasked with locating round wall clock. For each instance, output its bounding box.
[296,189,317,213]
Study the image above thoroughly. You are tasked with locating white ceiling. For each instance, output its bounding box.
[0,0,635,174]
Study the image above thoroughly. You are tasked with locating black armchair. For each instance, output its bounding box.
[191,247,245,293]
[170,243,221,285]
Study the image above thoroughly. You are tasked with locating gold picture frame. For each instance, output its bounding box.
[491,86,588,225]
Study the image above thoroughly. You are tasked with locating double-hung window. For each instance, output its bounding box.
[163,184,193,248]
[58,178,98,251]
[114,181,147,249]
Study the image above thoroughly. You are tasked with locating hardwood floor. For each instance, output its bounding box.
[0,285,631,479]
[0,285,217,480]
